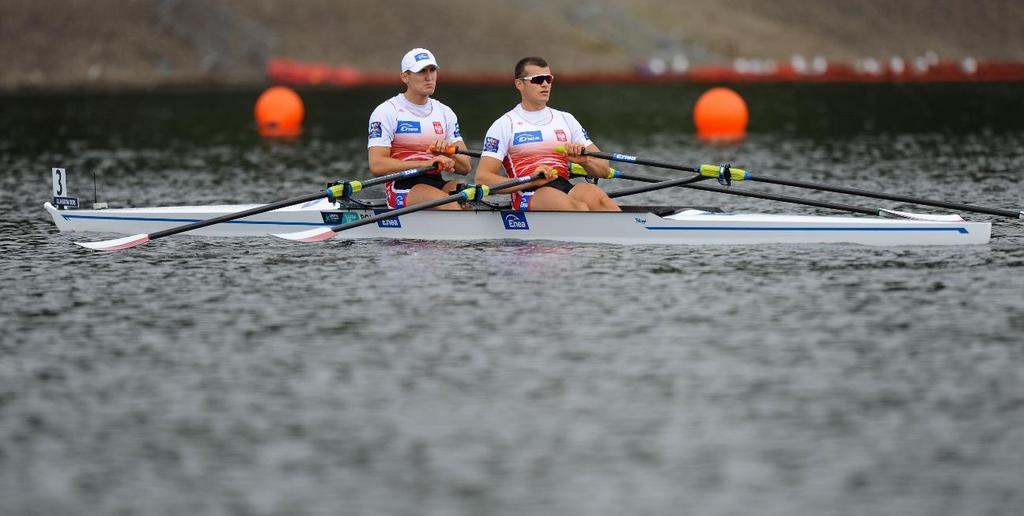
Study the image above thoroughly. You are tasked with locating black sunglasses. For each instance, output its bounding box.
[518,74,554,85]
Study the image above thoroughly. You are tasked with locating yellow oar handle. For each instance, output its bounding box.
[699,164,749,182]
[569,163,617,179]
[460,184,491,201]
[325,180,363,200]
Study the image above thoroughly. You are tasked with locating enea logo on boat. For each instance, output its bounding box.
[501,211,529,230]
[396,121,421,134]
[373,209,402,228]
[512,131,543,146]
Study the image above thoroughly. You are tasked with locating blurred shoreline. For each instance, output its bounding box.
[2,0,1023,92]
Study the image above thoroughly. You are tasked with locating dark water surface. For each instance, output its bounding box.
[2,84,1023,515]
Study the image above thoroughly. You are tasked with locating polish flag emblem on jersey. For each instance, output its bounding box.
[433,121,444,134]
[555,129,567,142]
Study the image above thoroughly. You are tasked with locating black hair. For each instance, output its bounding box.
[514,57,549,79]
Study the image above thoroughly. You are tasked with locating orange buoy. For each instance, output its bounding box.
[255,86,304,138]
[693,87,748,142]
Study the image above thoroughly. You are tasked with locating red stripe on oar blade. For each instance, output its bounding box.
[75,234,151,251]
[271,227,337,242]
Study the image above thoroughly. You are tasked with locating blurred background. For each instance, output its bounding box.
[3,0,1024,90]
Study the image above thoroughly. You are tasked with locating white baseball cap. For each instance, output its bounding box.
[401,48,439,73]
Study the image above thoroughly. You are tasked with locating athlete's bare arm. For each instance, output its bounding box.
[474,157,555,192]
[472,156,508,186]
[450,140,472,174]
[368,146,454,176]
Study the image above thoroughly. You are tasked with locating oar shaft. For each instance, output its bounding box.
[454,148,483,159]
[591,147,1021,219]
[146,165,436,241]
[581,149,700,174]
[609,171,881,216]
[748,174,1023,219]
[149,191,325,239]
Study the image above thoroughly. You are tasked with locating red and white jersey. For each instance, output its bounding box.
[368,94,462,208]
[367,94,462,169]
[480,104,593,179]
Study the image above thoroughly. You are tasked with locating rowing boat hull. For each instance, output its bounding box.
[44,200,991,246]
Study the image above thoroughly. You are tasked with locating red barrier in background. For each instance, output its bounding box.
[267,58,1024,87]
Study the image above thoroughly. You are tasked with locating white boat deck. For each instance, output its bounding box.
[45,199,991,246]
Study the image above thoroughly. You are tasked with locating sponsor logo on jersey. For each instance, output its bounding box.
[374,209,402,228]
[483,136,500,152]
[369,121,382,138]
[396,120,421,134]
[453,123,461,139]
[555,129,567,142]
[433,121,444,135]
[582,127,590,140]
[501,211,530,230]
[415,52,429,61]
[512,130,543,146]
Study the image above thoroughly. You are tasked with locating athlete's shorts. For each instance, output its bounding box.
[511,177,574,211]
[386,174,448,208]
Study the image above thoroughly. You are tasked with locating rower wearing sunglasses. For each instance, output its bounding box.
[367,48,472,209]
[472,56,620,211]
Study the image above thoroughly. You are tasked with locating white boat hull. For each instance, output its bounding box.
[44,200,991,246]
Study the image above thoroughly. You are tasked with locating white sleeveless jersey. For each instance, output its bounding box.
[480,104,593,179]
[367,94,463,164]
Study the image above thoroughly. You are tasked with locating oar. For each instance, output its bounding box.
[449,146,872,215]
[272,170,555,243]
[567,164,888,216]
[75,165,439,251]
[560,146,1024,220]
[435,145,486,162]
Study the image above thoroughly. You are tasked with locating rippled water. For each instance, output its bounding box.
[2,85,1024,516]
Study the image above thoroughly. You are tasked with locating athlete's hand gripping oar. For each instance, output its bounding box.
[561,146,1024,220]
[75,165,439,251]
[434,145,482,159]
[272,170,556,243]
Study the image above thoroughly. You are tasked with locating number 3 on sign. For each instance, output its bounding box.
[52,168,67,196]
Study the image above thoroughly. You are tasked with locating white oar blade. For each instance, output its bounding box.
[75,234,151,251]
[271,227,337,243]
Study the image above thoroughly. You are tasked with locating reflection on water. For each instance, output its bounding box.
[1,85,1023,516]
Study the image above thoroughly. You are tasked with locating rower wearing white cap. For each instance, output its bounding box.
[472,56,619,211]
[367,48,471,209]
